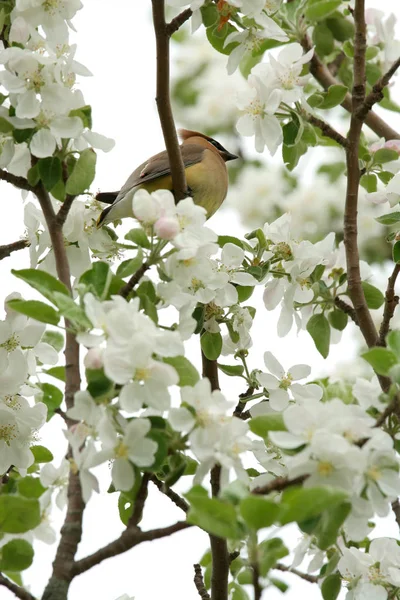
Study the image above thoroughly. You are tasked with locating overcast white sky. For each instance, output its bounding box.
[2,1,400,599]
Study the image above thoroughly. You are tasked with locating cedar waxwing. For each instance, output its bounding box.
[96,129,238,226]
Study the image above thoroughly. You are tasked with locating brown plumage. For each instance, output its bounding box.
[96,129,238,226]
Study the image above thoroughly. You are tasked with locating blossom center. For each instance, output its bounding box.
[317,461,334,476]
[367,466,381,481]
[1,333,20,352]
[246,99,264,119]
[190,277,205,292]
[279,373,293,390]
[273,242,293,261]
[134,368,151,382]
[115,441,129,459]
[0,421,18,444]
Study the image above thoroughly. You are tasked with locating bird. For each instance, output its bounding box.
[96,129,238,227]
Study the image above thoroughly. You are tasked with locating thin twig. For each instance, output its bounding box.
[301,35,400,141]
[72,521,192,576]
[374,393,400,427]
[274,563,318,584]
[150,475,189,513]
[130,473,150,526]
[0,168,34,191]
[118,261,150,298]
[303,113,348,148]
[334,296,359,325]
[233,386,254,418]
[166,7,192,35]
[392,499,400,531]
[252,562,262,600]
[34,184,83,600]
[343,1,380,354]
[0,574,36,600]
[193,564,211,600]
[202,351,229,600]
[0,239,30,260]
[56,195,76,227]
[357,56,400,122]
[327,51,346,76]
[379,264,400,345]
[151,0,188,200]
[252,475,307,495]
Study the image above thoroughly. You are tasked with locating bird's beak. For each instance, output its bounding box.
[222,151,239,162]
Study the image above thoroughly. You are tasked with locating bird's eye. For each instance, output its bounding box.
[209,139,226,152]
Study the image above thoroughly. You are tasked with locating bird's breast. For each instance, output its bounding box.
[185,150,228,218]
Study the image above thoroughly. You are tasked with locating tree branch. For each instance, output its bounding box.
[151,0,188,200]
[193,564,211,600]
[201,351,229,600]
[0,169,34,192]
[166,8,192,36]
[334,296,359,325]
[252,561,262,600]
[302,113,348,148]
[118,261,150,298]
[150,475,189,513]
[56,195,77,227]
[72,521,191,576]
[392,498,400,531]
[252,475,307,495]
[34,184,83,600]
[357,56,400,122]
[301,36,400,141]
[379,263,400,345]
[0,239,30,260]
[0,573,36,600]
[233,386,254,418]
[343,0,380,353]
[274,563,318,584]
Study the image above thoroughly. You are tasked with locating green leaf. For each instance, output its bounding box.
[37,157,62,191]
[361,281,384,309]
[282,114,304,147]
[125,228,151,249]
[116,249,144,278]
[375,211,400,225]
[86,368,113,399]
[307,313,331,358]
[239,496,280,530]
[18,476,46,499]
[312,21,335,55]
[316,502,351,550]
[326,16,354,41]
[201,331,223,361]
[279,487,348,525]
[201,4,218,27]
[7,299,60,326]
[69,105,92,129]
[65,148,96,195]
[305,0,343,21]
[282,140,308,171]
[249,414,286,437]
[230,582,250,600]
[218,235,243,249]
[319,85,348,109]
[0,496,41,533]
[343,40,354,57]
[30,445,53,463]
[52,292,91,329]
[366,46,380,60]
[42,330,64,352]
[186,487,242,539]
[0,540,34,572]
[144,430,168,472]
[45,366,65,382]
[79,261,115,300]
[27,164,40,186]
[259,538,288,577]
[321,573,342,600]
[0,116,13,133]
[394,241,400,264]
[387,330,400,359]
[318,161,346,183]
[217,363,244,377]
[360,173,377,193]
[362,347,398,375]
[38,382,63,420]
[206,22,238,56]
[51,179,66,202]
[328,309,348,331]
[12,268,69,303]
[236,286,254,303]
[372,148,399,165]
[117,471,142,526]
[163,356,199,386]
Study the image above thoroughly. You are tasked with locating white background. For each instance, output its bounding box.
[2,1,400,598]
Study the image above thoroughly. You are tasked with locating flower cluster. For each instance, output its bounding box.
[0,0,114,175]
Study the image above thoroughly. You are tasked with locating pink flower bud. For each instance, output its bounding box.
[84,348,104,370]
[154,216,180,240]
[385,140,400,155]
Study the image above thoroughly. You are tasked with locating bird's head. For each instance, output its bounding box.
[178,129,238,162]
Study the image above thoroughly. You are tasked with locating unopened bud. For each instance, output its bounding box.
[84,347,104,370]
[154,216,180,240]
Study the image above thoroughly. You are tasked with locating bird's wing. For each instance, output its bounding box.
[115,144,206,202]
